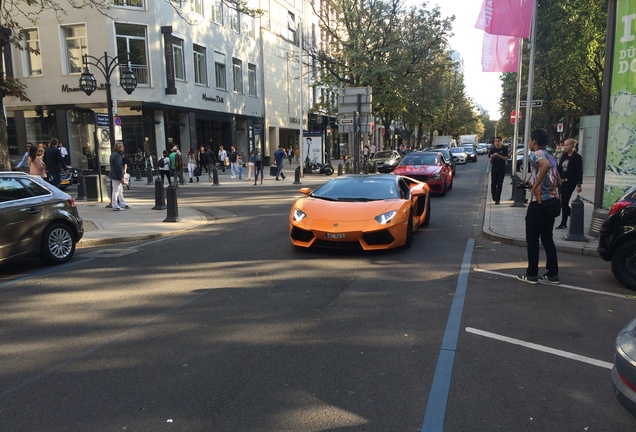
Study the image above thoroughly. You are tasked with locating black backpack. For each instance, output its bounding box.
[158,157,165,168]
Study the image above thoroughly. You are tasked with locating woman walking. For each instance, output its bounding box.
[187,148,197,183]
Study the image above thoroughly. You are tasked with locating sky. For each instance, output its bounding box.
[434,1,504,120]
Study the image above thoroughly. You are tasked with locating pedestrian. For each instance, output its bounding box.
[517,128,561,285]
[187,148,196,183]
[248,149,255,181]
[28,144,47,179]
[294,146,300,164]
[143,137,153,169]
[363,145,369,161]
[370,143,377,159]
[230,145,239,178]
[218,145,228,174]
[109,142,131,211]
[488,136,509,204]
[159,150,171,186]
[254,148,263,185]
[175,146,184,185]
[274,145,286,180]
[43,137,67,188]
[169,146,179,188]
[205,145,217,182]
[198,145,207,174]
[16,142,32,170]
[58,141,69,164]
[288,145,293,165]
[556,138,583,230]
[237,154,243,179]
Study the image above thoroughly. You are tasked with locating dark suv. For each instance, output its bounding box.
[0,172,84,265]
[598,185,636,290]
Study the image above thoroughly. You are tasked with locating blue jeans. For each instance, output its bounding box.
[276,163,285,179]
[525,201,558,277]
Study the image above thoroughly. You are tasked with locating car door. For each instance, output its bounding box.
[0,176,46,262]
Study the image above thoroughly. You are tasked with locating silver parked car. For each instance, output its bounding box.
[0,172,84,265]
[371,150,402,173]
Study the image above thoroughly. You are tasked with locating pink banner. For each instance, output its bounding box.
[475,0,533,39]
[481,33,519,72]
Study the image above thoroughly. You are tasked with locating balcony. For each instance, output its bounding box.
[119,64,149,86]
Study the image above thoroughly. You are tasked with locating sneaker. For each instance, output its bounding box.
[516,274,538,284]
[556,223,567,229]
[495,201,500,205]
[123,204,132,209]
[113,207,125,211]
[540,273,560,284]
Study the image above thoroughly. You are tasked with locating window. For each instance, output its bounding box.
[214,51,226,90]
[211,0,222,24]
[193,44,207,86]
[248,63,257,97]
[112,0,144,7]
[232,58,243,94]
[172,37,185,81]
[115,23,150,85]
[23,29,42,77]
[287,12,297,43]
[63,25,87,74]
[229,7,239,33]
[190,0,203,14]
[242,14,254,39]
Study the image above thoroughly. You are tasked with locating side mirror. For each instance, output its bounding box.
[300,187,311,196]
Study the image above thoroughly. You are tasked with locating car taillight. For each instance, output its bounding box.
[608,200,632,217]
[67,198,77,208]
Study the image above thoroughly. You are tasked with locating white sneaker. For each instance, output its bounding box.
[113,207,124,211]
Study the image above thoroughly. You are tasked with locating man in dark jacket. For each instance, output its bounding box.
[556,138,583,229]
[274,145,286,180]
[43,137,67,188]
[205,145,217,183]
[109,142,130,211]
[488,136,508,204]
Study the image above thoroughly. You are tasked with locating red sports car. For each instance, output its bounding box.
[392,151,453,196]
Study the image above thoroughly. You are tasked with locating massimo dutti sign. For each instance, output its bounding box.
[202,94,225,103]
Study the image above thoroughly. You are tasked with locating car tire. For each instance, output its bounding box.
[40,222,76,265]
[404,213,414,248]
[448,176,453,190]
[423,198,431,227]
[439,182,447,197]
[611,239,636,291]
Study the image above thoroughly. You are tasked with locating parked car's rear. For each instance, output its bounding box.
[0,172,84,265]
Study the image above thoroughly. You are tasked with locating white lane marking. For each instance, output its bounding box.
[475,268,635,300]
[465,327,614,370]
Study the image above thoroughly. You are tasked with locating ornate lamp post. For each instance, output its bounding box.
[78,51,137,201]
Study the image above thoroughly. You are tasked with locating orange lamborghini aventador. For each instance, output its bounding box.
[289,174,431,250]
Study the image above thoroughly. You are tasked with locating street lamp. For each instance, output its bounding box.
[79,51,137,201]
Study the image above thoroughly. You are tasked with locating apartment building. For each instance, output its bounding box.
[5,0,328,170]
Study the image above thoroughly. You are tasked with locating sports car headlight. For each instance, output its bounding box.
[387,159,398,165]
[293,208,307,222]
[430,173,442,180]
[375,210,397,224]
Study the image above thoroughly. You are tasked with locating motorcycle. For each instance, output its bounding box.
[303,157,334,176]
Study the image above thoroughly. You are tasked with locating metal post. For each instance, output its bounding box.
[293,166,301,184]
[152,177,166,210]
[338,163,343,176]
[212,165,220,186]
[564,196,588,242]
[76,170,87,201]
[164,185,179,222]
[511,175,526,207]
[146,166,153,185]
[135,165,143,181]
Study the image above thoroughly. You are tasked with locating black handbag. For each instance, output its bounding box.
[540,197,561,218]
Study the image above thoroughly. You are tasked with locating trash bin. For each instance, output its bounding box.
[270,166,278,176]
[264,156,271,166]
[85,175,108,201]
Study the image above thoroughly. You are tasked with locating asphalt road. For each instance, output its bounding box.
[1,159,635,431]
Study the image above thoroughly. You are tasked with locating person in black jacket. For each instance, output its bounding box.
[42,137,67,188]
[488,136,509,204]
[556,138,583,229]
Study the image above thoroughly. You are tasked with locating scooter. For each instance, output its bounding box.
[303,157,334,176]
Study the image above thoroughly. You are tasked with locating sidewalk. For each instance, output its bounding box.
[76,166,335,248]
[77,163,602,256]
[482,173,600,257]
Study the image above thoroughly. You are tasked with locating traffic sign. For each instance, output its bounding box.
[557,123,564,132]
[114,116,122,126]
[520,100,543,108]
[96,114,109,127]
[340,119,353,125]
[510,110,522,124]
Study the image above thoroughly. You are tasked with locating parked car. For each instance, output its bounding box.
[612,316,636,418]
[598,185,636,290]
[371,150,402,173]
[449,147,468,164]
[477,144,489,155]
[289,174,430,250]
[463,145,478,162]
[392,151,453,196]
[425,148,456,175]
[0,171,84,265]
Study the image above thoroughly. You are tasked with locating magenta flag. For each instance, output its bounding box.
[475,0,533,39]
[481,33,519,72]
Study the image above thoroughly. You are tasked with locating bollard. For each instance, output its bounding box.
[76,171,87,201]
[152,177,167,210]
[293,166,302,184]
[146,166,154,185]
[135,166,143,181]
[363,161,368,174]
[511,175,526,208]
[164,185,179,222]
[564,196,588,242]
[212,165,220,186]
[338,163,343,176]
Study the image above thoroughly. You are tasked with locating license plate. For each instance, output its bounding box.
[326,233,345,239]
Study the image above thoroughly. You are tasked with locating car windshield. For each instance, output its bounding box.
[311,177,399,201]
[402,154,440,166]
[450,148,466,154]
[464,148,475,153]
[373,151,395,159]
